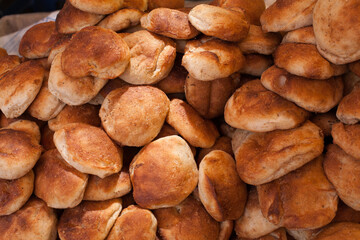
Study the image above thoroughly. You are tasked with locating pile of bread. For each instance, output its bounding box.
[0,0,360,239]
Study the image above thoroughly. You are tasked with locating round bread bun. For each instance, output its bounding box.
[261,66,344,113]
[130,135,198,209]
[83,170,131,201]
[54,123,123,178]
[100,86,169,147]
[97,8,143,32]
[3,120,40,144]
[107,205,157,240]
[166,98,220,148]
[239,25,281,55]
[48,104,100,132]
[182,36,245,81]
[331,122,360,160]
[0,128,42,180]
[0,60,45,118]
[233,120,324,185]
[155,59,187,94]
[240,54,273,77]
[313,0,360,64]
[185,74,236,119]
[48,53,108,106]
[220,0,265,25]
[198,150,247,221]
[225,79,309,132]
[257,156,338,229]
[148,0,184,10]
[0,170,34,216]
[41,124,56,151]
[313,222,360,240]
[336,83,360,124]
[235,188,279,239]
[260,0,317,32]
[56,1,104,34]
[123,0,148,11]
[61,26,130,79]
[141,8,199,40]
[154,196,220,240]
[310,111,339,137]
[0,55,21,77]
[68,0,123,14]
[282,26,316,45]
[19,21,63,59]
[350,60,360,78]
[34,149,88,209]
[324,144,360,211]
[274,43,347,79]
[197,136,233,163]
[58,199,122,240]
[120,30,176,85]
[0,198,57,240]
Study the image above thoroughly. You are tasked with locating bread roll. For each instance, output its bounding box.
[98,8,144,32]
[0,55,20,77]
[337,83,360,124]
[313,222,360,240]
[282,26,316,45]
[68,0,123,14]
[3,119,40,143]
[220,0,265,25]
[332,122,360,160]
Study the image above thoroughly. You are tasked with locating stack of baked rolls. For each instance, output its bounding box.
[0,0,360,239]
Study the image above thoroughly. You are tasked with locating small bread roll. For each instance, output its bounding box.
[240,54,273,77]
[120,30,176,85]
[34,149,88,209]
[225,79,309,132]
[4,119,41,143]
[239,25,281,55]
[233,120,324,185]
[48,53,108,106]
[197,136,233,162]
[98,8,144,32]
[155,59,187,94]
[100,86,170,147]
[183,36,245,81]
[54,123,122,178]
[260,0,317,32]
[154,196,220,240]
[0,198,57,240]
[123,0,148,11]
[257,156,338,229]
[0,170,34,216]
[0,55,20,77]
[274,43,347,79]
[261,66,344,113]
[83,170,131,201]
[58,199,122,240]
[185,74,236,119]
[220,0,265,25]
[68,0,123,14]
[332,122,360,160]
[141,8,199,39]
[166,99,219,148]
[337,83,360,124]
[107,205,157,240]
[130,136,198,209]
[313,0,360,64]
[324,144,360,211]
[310,111,339,137]
[19,21,63,59]
[235,188,279,239]
[61,26,130,79]
[282,26,316,45]
[0,60,45,118]
[148,0,184,10]
[48,104,100,131]
[199,150,247,221]
[350,60,360,78]
[313,222,360,240]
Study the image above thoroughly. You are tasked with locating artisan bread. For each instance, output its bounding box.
[68,0,123,14]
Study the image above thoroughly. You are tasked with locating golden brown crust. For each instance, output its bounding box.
[274,43,347,79]
[224,79,309,132]
[257,156,338,229]
[154,196,220,240]
[199,150,247,221]
[19,22,63,59]
[233,120,324,185]
[331,122,360,160]
[313,0,360,64]
[3,119,40,143]
[313,222,360,240]
[189,4,249,42]
[197,136,233,162]
[100,86,170,147]
[56,1,104,34]
[54,123,122,178]
[34,149,88,209]
[183,36,245,81]
[0,198,57,240]
[0,60,45,118]
[107,205,157,240]
[155,60,187,94]
[220,0,265,25]
[166,98,219,148]
[130,136,198,209]
[185,74,236,119]
[68,0,123,14]
[337,83,360,124]
[261,66,344,113]
[148,0,184,10]
[240,54,273,77]
[98,8,144,32]
[61,26,130,79]
[123,0,147,11]
[58,199,122,240]
[260,0,316,32]
[0,170,34,216]
[141,8,199,39]
[282,26,316,45]
[0,55,21,77]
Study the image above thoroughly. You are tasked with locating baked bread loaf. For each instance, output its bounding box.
[4,119,41,143]
[282,26,316,45]
[0,55,21,77]
[68,0,123,14]
[331,122,360,160]
[98,8,144,32]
